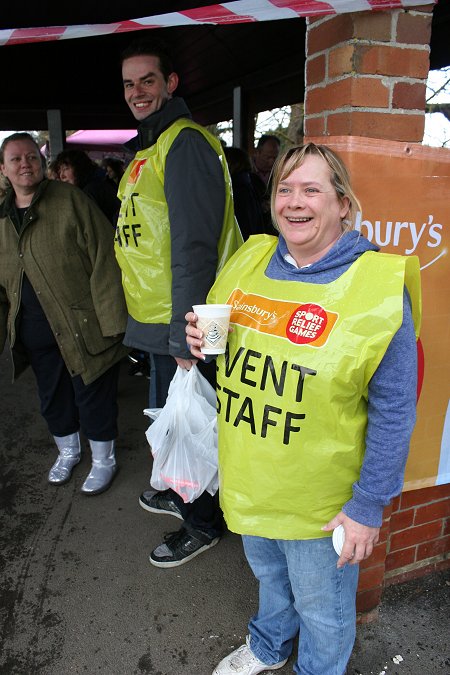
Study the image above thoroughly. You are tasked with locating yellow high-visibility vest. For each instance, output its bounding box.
[208,235,421,539]
[114,118,242,323]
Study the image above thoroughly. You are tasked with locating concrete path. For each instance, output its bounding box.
[1,351,448,675]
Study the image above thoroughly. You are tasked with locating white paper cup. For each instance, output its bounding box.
[332,524,345,556]
[193,304,232,354]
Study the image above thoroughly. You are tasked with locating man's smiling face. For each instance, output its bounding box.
[122,54,178,122]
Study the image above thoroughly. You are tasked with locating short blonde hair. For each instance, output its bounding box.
[270,143,361,234]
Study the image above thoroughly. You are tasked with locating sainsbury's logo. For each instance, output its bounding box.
[355,212,446,271]
[227,290,338,348]
[232,299,278,325]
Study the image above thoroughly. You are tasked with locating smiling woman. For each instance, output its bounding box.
[270,144,360,267]
[185,142,422,675]
[0,132,129,496]
[273,155,349,267]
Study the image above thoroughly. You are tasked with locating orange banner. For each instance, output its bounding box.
[228,289,339,347]
[310,136,450,490]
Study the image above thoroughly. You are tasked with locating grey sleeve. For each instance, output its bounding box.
[164,128,225,358]
[342,290,418,527]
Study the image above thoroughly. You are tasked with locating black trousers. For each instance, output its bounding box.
[20,317,120,441]
[149,353,223,538]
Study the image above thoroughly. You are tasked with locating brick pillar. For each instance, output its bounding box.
[304,6,436,622]
[304,7,433,142]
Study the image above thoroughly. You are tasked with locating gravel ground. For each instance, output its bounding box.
[347,568,450,675]
[1,351,449,675]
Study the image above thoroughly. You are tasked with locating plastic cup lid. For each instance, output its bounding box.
[193,303,231,318]
[332,524,345,556]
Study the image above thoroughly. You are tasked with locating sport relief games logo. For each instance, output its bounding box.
[228,290,338,348]
[286,304,329,345]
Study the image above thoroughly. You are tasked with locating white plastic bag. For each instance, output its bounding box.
[144,365,219,503]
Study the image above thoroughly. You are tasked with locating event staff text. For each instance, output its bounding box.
[217,347,317,444]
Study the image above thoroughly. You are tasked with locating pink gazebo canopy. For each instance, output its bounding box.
[66,129,135,146]
[61,129,136,160]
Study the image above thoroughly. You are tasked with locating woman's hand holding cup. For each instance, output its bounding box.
[185,311,206,360]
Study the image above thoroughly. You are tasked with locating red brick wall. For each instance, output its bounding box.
[356,484,450,620]
[303,5,449,620]
[304,7,433,142]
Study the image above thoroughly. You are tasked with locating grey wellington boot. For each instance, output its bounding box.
[81,440,117,495]
[48,432,81,485]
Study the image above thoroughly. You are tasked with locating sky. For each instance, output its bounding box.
[423,67,450,147]
[1,69,449,149]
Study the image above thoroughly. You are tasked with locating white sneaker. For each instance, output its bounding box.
[212,636,288,674]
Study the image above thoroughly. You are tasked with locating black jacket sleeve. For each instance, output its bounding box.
[164,128,225,358]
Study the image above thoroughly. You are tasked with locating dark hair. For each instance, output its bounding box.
[120,38,175,83]
[55,149,97,187]
[224,147,252,175]
[0,132,43,164]
[102,157,125,178]
[47,158,60,179]
[256,134,280,150]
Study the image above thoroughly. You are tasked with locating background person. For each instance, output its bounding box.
[55,148,120,225]
[251,134,281,188]
[250,134,280,236]
[224,146,266,240]
[0,133,129,495]
[46,158,60,180]
[115,38,242,568]
[185,143,421,675]
[102,156,125,186]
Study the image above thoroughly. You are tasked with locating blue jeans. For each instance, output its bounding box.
[148,353,177,408]
[242,535,359,675]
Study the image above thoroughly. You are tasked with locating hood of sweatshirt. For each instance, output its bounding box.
[266,230,379,284]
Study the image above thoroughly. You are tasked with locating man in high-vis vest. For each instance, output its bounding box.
[115,37,242,568]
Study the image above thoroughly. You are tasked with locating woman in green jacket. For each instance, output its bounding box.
[0,133,129,494]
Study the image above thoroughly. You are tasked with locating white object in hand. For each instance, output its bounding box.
[193,303,232,354]
[332,524,345,555]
